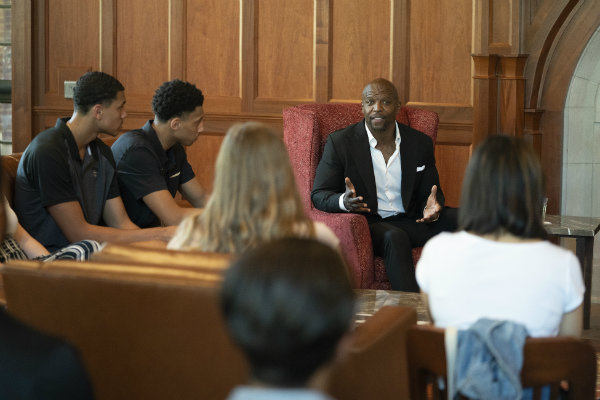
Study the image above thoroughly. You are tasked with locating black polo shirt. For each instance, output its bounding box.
[111,120,195,228]
[14,118,120,251]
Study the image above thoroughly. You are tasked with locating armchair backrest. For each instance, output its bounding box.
[406,325,597,400]
[283,103,439,211]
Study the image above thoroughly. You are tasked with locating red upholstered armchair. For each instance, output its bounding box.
[283,103,439,289]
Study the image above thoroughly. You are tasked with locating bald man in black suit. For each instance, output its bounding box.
[312,78,457,291]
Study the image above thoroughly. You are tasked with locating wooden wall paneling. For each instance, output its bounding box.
[185,132,223,194]
[435,143,470,208]
[186,0,241,113]
[471,55,497,146]
[100,0,115,75]
[241,0,255,113]
[523,108,544,156]
[253,0,314,113]
[409,0,472,105]
[489,0,511,49]
[330,0,391,102]
[169,0,184,80]
[488,0,522,54]
[390,0,410,105]
[38,0,100,107]
[314,0,330,104]
[497,55,526,136]
[115,0,169,111]
[472,0,490,55]
[11,0,33,151]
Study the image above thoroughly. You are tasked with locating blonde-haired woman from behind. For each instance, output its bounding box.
[168,122,339,253]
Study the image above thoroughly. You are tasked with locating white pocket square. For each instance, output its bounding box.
[416,165,425,172]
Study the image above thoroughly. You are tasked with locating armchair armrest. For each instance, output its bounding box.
[326,306,417,400]
[308,209,375,288]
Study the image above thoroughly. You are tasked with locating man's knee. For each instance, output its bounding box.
[382,228,410,249]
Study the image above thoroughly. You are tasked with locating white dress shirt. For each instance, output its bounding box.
[339,122,405,218]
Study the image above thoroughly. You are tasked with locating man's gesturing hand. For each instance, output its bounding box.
[343,177,370,213]
[417,185,441,223]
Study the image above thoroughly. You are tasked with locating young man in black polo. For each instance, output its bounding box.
[15,71,174,251]
[111,80,205,228]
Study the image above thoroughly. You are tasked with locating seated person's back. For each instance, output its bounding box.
[416,135,584,337]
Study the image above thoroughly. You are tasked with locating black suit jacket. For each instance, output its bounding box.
[0,309,94,399]
[311,119,444,222]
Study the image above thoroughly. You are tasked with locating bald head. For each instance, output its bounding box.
[361,78,400,134]
[362,78,399,103]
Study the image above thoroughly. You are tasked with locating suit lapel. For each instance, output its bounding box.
[348,121,378,208]
[400,124,417,209]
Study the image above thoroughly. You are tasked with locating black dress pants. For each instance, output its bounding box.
[369,207,458,292]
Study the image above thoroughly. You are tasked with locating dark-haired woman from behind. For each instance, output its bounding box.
[416,134,583,337]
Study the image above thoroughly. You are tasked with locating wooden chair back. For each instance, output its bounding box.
[406,325,597,399]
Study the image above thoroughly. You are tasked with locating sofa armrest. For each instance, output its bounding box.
[308,209,374,288]
[326,306,417,400]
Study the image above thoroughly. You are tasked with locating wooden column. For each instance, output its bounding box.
[524,108,544,157]
[472,55,498,147]
[497,55,527,136]
[11,0,32,151]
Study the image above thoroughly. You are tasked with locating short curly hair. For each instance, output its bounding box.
[152,80,204,122]
[73,71,124,114]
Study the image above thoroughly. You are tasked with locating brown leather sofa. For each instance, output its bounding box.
[2,255,243,400]
[1,152,22,208]
[2,246,417,399]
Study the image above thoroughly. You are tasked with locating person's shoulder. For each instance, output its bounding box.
[27,126,65,150]
[111,129,148,150]
[20,129,67,168]
[111,129,155,162]
[328,120,365,141]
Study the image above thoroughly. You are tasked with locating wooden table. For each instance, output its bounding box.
[544,215,600,329]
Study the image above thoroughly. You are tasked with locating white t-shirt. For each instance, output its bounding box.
[416,231,584,337]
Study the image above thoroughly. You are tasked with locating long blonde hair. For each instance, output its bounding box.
[169,122,314,253]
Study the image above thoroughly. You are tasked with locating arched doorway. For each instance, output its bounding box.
[562,26,600,219]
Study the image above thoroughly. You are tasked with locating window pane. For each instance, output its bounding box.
[0,3,11,154]
[0,103,11,155]
[0,6,10,44]
[0,46,10,80]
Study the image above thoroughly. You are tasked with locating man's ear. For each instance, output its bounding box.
[92,104,103,119]
[169,117,181,130]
